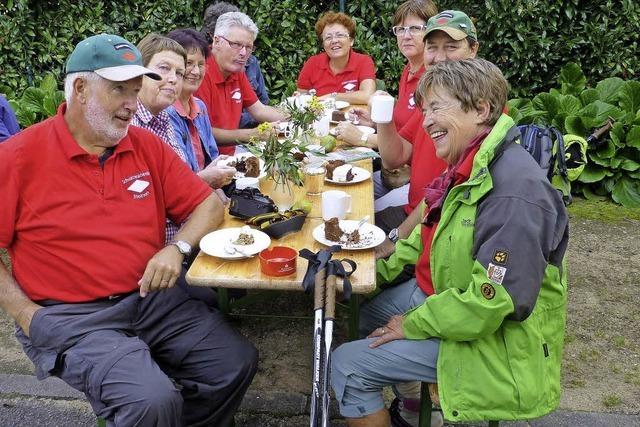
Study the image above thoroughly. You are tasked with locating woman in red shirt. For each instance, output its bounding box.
[296,11,376,105]
[335,0,437,149]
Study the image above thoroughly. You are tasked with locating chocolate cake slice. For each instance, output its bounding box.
[324,217,344,242]
[325,160,346,180]
[244,156,260,177]
[332,110,346,122]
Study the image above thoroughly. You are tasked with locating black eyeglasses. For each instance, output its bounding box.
[392,25,428,36]
[218,35,254,53]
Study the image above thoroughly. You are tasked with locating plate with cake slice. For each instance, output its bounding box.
[324,160,371,184]
[219,153,266,179]
[312,218,385,250]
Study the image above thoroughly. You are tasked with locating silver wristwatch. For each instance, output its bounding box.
[360,132,369,146]
[388,228,399,243]
[169,240,192,257]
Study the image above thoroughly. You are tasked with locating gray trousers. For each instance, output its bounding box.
[16,283,258,427]
[331,279,439,418]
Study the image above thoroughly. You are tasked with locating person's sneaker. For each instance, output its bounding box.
[389,398,444,427]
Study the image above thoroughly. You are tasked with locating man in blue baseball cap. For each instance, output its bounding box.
[0,34,257,426]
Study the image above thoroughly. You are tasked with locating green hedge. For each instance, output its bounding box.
[2,0,639,102]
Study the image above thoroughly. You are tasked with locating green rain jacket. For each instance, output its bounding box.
[377,115,569,422]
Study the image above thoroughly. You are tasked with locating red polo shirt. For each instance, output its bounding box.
[393,64,424,130]
[296,50,376,96]
[415,144,480,296]
[399,111,448,214]
[195,55,259,155]
[0,104,212,303]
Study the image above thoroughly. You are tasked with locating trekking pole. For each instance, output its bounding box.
[310,264,326,427]
[586,117,614,149]
[321,261,337,427]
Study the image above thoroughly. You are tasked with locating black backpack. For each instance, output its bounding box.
[497,125,572,206]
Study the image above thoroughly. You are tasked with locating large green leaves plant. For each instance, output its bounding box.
[8,74,65,127]
[508,63,640,207]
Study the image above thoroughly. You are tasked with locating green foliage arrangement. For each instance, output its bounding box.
[508,63,640,208]
[3,1,639,105]
[7,73,64,127]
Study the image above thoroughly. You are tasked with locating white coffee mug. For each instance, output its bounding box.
[370,94,395,124]
[313,113,331,137]
[321,190,352,220]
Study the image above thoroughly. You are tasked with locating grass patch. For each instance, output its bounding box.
[612,335,626,348]
[568,198,640,222]
[623,373,640,386]
[602,394,622,408]
[578,349,601,362]
[566,378,587,388]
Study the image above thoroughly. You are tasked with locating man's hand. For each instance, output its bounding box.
[16,303,42,338]
[214,188,229,205]
[368,315,405,348]
[137,245,183,297]
[253,122,278,140]
[347,107,374,128]
[334,122,364,147]
[375,238,396,260]
[198,163,236,189]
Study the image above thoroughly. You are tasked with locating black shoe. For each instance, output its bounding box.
[389,398,413,427]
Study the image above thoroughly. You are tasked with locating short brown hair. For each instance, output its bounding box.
[393,0,438,26]
[137,33,187,67]
[415,58,508,126]
[315,11,356,40]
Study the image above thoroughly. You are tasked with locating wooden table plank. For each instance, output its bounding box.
[186,159,376,294]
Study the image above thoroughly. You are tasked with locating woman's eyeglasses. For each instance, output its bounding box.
[322,33,350,43]
[392,25,427,36]
[219,36,254,54]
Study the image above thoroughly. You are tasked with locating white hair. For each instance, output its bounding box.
[64,72,101,104]
[214,11,258,40]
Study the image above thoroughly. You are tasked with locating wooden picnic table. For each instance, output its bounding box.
[186,158,376,294]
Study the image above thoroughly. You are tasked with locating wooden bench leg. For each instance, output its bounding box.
[217,288,230,315]
[348,294,361,341]
[419,382,432,427]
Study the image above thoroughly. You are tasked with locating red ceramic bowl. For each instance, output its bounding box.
[259,246,297,276]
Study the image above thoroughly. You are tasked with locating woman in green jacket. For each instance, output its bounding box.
[331,58,569,426]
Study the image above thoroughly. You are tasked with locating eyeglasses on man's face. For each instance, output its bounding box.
[219,35,254,54]
[322,33,350,43]
[392,25,428,37]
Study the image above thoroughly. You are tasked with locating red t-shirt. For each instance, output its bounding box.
[398,111,448,214]
[0,104,212,303]
[393,64,424,130]
[195,56,259,155]
[415,144,480,295]
[296,50,376,96]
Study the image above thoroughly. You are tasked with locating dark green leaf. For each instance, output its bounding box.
[612,176,640,207]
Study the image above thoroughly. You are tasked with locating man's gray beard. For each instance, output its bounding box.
[84,97,128,144]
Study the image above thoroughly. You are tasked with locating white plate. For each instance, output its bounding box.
[200,227,271,260]
[332,125,375,137]
[325,166,371,184]
[334,100,350,110]
[312,220,385,250]
[219,153,266,179]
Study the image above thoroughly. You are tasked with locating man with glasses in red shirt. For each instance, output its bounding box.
[195,11,285,155]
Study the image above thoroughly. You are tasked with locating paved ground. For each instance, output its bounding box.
[1,199,640,426]
[0,374,639,426]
